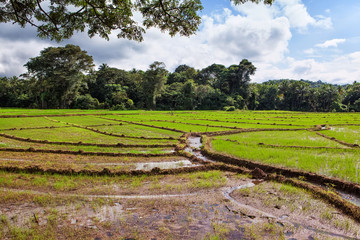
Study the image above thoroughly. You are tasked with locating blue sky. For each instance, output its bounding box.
[0,0,359,84]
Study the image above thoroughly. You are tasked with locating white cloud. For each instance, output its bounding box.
[253,52,360,84]
[274,0,332,31]
[64,8,292,72]
[304,48,315,55]
[0,38,51,76]
[315,39,346,48]
[1,1,356,86]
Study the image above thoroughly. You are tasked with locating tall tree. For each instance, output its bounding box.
[25,44,94,108]
[0,0,274,41]
[222,59,256,106]
[196,64,226,86]
[143,61,168,109]
[343,82,360,111]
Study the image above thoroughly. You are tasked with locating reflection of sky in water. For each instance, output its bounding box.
[330,127,344,132]
[135,160,198,170]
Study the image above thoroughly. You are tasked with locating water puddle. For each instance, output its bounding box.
[336,190,360,207]
[85,159,199,170]
[185,136,214,162]
[134,160,199,170]
[330,127,344,132]
[187,136,203,149]
[313,183,360,207]
[0,157,199,171]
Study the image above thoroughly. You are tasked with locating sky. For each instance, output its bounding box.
[0,0,359,84]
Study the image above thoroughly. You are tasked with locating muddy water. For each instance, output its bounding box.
[88,159,199,170]
[134,160,199,170]
[185,136,214,162]
[0,157,200,171]
[333,189,360,207]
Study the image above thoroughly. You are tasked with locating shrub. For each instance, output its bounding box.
[73,94,99,109]
[223,106,236,111]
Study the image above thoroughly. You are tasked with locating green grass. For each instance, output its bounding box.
[1,127,176,145]
[0,117,66,129]
[94,123,182,138]
[216,130,344,147]
[211,138,360,182]
[108,118,230,132]
[322,126,360,145]
[1,109,359,184]
[48,116,117,126]
[0,170,230,195]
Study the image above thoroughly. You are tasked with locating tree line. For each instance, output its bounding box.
[1,44,359,112]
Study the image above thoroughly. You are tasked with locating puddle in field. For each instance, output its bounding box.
[185,136,214,162]
[330,127,345,132]
[0,157,200,171]
[134,160,198,170]
[87,159,199,170]
[335,190,360,207]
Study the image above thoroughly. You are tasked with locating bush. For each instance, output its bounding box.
[223,106,236,111]
[73,94,99,109]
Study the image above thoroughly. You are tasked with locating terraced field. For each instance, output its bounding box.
[0,109,360,239]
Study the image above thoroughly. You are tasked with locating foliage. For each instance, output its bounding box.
[24,44,94,109]
[0,0,273,41]
[73,94,99,109]
[2,44,360,112]
[143,61,168,109]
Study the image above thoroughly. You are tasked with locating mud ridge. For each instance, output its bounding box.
[0,123,124,132]
[223,138,353,150]
[199,127,319,137]
[141,119,242,129]
[100,117,186,133]
[184,117,308,127]
[201,136,360,198]
[330,124,360,126]
[45,117,177,140]
[1,187,199,199]
[0,162,250,177]
[315,132,359,148]
[0,147,177,157]
[0,125,71,131]
[256,142,353,150]
[0,133,176,148]
[0,113,121,118]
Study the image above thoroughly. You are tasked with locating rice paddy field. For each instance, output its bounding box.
[0,109,360,239]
